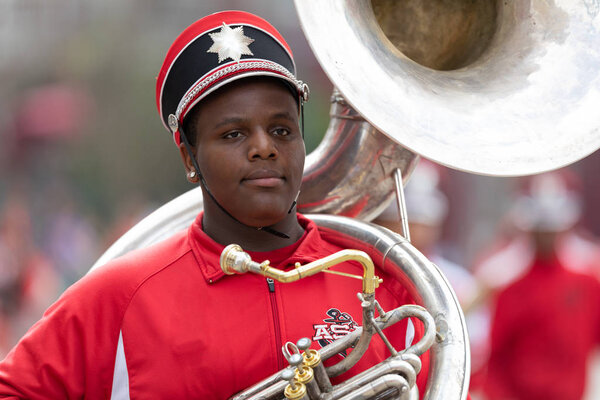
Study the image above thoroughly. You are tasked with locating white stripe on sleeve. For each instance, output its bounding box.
[111,330,130,400]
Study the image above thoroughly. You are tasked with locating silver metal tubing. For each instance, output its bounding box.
[235,379,287,400]
[325,294,376,378]
[337,374,411,400]
[393,168,411,242]
[313,361,333,393]
[318,305,435,363]
[309,214,470,400]
[230,372,286,400]
[298,91,418,221]
[90,187,203,271]
[232,304,433,400]
[326,357,418,400]
[368,313,398,358]
[306,377,322,400]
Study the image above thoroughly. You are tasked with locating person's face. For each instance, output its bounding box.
[530,229,561,257]
[182,77,305,228]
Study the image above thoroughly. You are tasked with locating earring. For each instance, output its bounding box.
[188,170,197,180]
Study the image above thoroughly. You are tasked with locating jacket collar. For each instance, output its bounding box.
[530,252,563,272]
[187,212,332,284]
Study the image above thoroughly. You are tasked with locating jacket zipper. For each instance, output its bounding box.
[267,278,284,369]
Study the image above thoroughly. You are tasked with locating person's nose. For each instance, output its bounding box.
[248,129,278,160]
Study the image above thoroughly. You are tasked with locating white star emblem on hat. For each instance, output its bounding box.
[207,22,255,63]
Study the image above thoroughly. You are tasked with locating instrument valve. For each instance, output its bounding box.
[282,368,307,400]
[286,353,313,385]
[295,363,314,385]
[302,349,321,368]
[296,337,321,368]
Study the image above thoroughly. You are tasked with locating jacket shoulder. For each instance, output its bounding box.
[80,229,191,296]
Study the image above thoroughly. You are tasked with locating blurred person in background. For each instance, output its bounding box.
[474,170,600,297]
[41,183,101,289]
[0,189,59,359]
[478,171,600,400]
[373,161,480,310]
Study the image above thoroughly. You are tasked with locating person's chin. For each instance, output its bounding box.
[241,205,290,227]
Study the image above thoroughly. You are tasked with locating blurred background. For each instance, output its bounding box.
[1,1,599,399]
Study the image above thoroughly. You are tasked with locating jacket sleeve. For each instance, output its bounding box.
[0,268,125,399]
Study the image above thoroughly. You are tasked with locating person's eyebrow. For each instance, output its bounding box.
[213,117,245,130]
[271,112,296,122]
[212,112,296,130]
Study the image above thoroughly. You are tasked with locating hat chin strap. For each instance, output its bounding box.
[178,123,293,240]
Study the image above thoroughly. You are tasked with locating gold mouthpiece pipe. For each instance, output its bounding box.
[220,244,380,294]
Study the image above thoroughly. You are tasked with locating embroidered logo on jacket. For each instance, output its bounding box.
[312,308,358,357]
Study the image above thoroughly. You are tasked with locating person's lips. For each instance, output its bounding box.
[242,169,285,188]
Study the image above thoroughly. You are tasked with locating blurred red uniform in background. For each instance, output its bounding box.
[477,171,600,400]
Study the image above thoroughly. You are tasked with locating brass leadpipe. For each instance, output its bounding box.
[220,245,381,295]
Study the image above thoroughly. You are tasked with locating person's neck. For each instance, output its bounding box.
[534,248,559,263]
[201,197,304,252]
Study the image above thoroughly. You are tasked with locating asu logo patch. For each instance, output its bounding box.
[312,308,358,357]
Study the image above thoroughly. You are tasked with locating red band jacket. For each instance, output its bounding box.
[0,214,429,399]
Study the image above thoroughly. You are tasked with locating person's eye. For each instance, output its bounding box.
[223,131,242,139]
[272,128,290,137]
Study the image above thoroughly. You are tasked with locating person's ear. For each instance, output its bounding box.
[178,142,200,183]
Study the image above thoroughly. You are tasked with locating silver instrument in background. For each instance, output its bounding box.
[93,0,600,399]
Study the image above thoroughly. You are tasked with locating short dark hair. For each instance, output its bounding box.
[181,106,201,147]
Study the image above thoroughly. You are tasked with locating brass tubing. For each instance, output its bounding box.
[220,245,380,295]
[222,244,382,377]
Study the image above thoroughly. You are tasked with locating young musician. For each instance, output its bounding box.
[0,11,428,398]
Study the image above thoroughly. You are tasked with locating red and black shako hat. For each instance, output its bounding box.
[156,10,309,145]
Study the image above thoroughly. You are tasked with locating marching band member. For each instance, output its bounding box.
[0,11,429,398]
[481,172,600,400]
